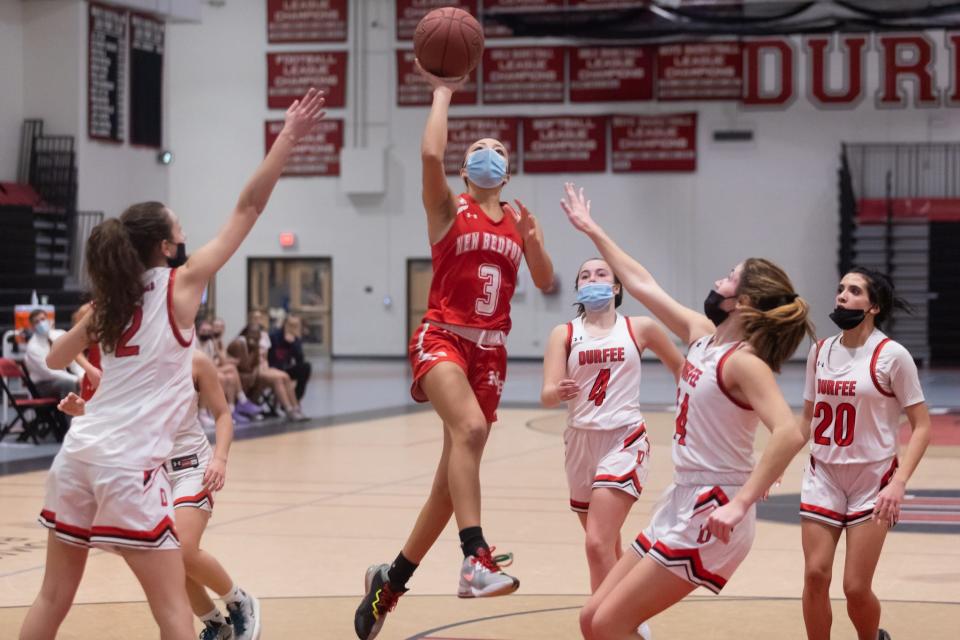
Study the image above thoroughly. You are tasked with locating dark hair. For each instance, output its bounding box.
[574,258,623,316]
[846,267,912,330]
[736,258,816,373]
[28,309,46,325]
[86,202,172,353]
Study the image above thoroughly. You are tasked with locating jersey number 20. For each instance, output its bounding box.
[813,401,857,447]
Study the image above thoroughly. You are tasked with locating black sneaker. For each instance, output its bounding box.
[878,630,891,640]
[354,563,406,640]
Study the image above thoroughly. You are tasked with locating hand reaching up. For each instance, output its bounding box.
[283,88,327,142]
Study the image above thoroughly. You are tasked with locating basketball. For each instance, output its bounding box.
[413,7,484,78]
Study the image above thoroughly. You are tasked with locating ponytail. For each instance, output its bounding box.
[86,202,172,352]
[737,258,816,372]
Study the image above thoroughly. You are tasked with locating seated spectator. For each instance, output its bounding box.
[197,319,256,423]
[24,310,91,401]
[268,315,311,402]
[230,323,307,422]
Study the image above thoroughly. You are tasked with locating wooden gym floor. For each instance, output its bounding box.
[0,407,957,639]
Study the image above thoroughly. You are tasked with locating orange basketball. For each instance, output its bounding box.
[413,7,484,78]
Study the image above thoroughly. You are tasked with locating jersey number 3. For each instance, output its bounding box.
[475,264,502,317]
[116,307,143,358]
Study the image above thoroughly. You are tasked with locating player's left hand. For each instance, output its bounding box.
[58,392,85,417]
[512,199,543,246]
[873,477,904,527]
[84,368,101,391]
[204,457,227,492]
[705,499,748,544]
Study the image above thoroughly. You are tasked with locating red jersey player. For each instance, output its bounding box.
[354,61,554,640]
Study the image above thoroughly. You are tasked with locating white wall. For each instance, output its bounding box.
[165,2,960,357]
[16,0,170,218]
[0,0,24,181]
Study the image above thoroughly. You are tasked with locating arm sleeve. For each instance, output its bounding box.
[877,342,925,407]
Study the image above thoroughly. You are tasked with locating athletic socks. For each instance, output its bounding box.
[222,583,244,606]
[459,526,488,558]
[200,606,228,626]
[387,552,418,591]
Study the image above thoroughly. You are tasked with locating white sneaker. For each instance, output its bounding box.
[638,621,652,639]
[457,547,519,598]
[225,590,261,640]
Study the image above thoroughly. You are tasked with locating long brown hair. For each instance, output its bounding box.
[736,258,815,372]
[86,202,172,353]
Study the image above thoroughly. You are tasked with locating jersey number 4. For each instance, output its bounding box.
[675,390,690,445]
[812,401,857,447]
[116,307,143,358]
[588,368,611,406]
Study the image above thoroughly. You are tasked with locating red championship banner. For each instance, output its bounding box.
[482,46,565,104]
[267,51,347,109]
[396,0,478,40]
[444,117,519,175]
[522,116,607,173]
[611,113,697,173]
[570,46,655,102]
[265,119,343,177]
[396,50,478,106]
[483,0,564,38]
[657,42,742,101]
[267,0,348,43]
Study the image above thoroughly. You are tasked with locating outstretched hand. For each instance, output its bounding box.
[414,58,468,93]
[560,182,598,235]
[283,88,327,142]
[511,199,543,246]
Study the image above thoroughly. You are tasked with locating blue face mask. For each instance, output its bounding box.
[577,283,615,312]
[465,148,507,189]
[34,320,50,337]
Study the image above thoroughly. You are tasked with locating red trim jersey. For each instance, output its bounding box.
[79,342,101,401]
[673,337,759,484]
[61,267,196,470]
[565,314,644,431]
[422,193,525,333]
[803,329,924,464]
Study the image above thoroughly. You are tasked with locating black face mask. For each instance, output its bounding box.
[703,290,734,326]
[198,333,212,342]
[166,242,187,268]
[829,306,866,330]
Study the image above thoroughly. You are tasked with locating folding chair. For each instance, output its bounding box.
[0,358,65,443]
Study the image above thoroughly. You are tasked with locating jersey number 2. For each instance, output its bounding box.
[115,307,143,358]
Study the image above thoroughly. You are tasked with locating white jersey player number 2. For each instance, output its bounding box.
[475,264,501,316]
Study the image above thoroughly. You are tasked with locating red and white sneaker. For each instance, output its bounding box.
[457,547,519,598]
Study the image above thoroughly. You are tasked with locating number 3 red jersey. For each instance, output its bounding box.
[423,193,525,333]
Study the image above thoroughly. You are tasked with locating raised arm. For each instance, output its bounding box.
[195,351,233,492]
[561,183,714,345]
[173,89,327,325]
[417,60,467,245]
[511,200,554,291]
[705,353,807,542]
[541,324,578,408]
[630,317,684,381]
